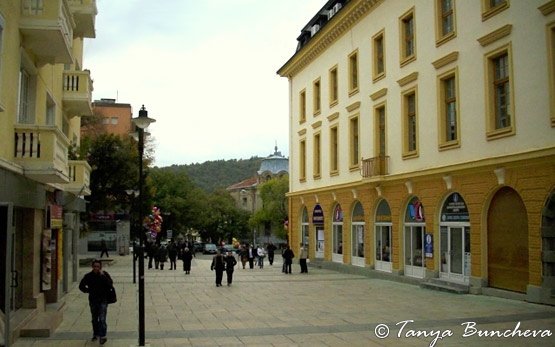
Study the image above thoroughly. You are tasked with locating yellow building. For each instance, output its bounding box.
[278,0,555,305]
[0,0,97,342]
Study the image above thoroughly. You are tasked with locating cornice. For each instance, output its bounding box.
[477,24,512,47]
[346,101,361,112]
[539,0,555,15]
[327,112,340,122]
[370,88,387,101]
[432,51,459,70]
[277,0,384,77]
[397,72,419,87]
[312,121,322,129]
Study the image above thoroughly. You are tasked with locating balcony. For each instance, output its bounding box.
[14,125,70,184]
[66,160,91,196]
[361,155,390,178]
[68,0,97,38]
[19,0,74,64]
[63,70,93,117]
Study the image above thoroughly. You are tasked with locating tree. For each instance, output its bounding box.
[249,176,289,240]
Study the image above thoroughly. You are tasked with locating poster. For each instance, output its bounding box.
[41,229,52,291]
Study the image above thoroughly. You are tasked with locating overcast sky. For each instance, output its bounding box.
[84,0,324,167]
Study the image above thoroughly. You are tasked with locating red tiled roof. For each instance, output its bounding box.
[226,176,258,190]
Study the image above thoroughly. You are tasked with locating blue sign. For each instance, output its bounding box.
[313,204,324,225]
[424,233,433,258]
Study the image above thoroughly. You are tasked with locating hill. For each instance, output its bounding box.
[162,157,263,192]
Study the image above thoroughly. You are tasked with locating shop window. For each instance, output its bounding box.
[332,204,343,259]
[351,202,365,261]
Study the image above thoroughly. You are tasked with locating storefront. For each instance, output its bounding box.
[439,193,470,284]
[375,199,392,272]
[351,202,365,267]
[404,196,426,278]
[313,204,325,258]
[332,204,343,262]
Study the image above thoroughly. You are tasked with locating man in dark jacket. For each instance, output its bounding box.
[79,259,113,345]
[224,251,238,286]
[282,245,295,274]
[211,250,225,286]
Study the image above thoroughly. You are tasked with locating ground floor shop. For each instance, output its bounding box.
[0,168,84,345]
[288,153,555,305]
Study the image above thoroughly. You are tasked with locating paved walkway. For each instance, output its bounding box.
[12,254,555,346]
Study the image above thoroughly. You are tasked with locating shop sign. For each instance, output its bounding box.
[441,193,469,222]
[406,197,425,222]
[313,204,324,225]
[424,233,433,258]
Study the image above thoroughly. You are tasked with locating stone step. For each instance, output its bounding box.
[420,279,469,294]
[19,304,64,338]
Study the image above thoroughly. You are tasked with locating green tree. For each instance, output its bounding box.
[250,176,289,240]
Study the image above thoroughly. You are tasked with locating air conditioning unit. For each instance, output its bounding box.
[310,24,320,37]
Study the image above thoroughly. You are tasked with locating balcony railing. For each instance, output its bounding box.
[63,70,93,117]
[68,0,97,38]
[66,160,91,196]
[361,155,390,178]
[19,0,74,64]
[14,125,70,184]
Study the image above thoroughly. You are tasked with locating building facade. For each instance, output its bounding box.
[278,0,555,305]
[82,98,133,138]
[0,0,97,342]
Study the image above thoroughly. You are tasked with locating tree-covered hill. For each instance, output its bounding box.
[161,157,263,192]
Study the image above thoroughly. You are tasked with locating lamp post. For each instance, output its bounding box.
[125,189,139,283]
[131,105,155,347]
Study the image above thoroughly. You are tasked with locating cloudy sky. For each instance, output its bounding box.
[84,0,324,167]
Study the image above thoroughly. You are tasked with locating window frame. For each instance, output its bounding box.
[330,125,339,175]
[348,50,359,96]
[434,0,456,46]
[484,43,515,140]
[329,65,339,107]
[481,0,509,22]
[401,87,419,159]
[313,132,321,179]
[437,68,460,150]
[399,7,416,67]
[299,89,307,124]
[372,29,386,82]
[299,139,307,182]
[313,78,321,116]
[349,115,360,169]
[374,102,387,158]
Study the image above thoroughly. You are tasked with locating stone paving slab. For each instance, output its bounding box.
[11,254,555,347]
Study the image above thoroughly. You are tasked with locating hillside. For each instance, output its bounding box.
[162,157,263,192]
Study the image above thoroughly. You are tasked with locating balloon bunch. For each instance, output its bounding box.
[144,206,163,241]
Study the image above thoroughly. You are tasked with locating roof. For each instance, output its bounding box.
[226,177,258,191]
[257,146,289,176]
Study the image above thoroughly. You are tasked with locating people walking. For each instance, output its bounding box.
[224,251,237,286]
[99,239,109,258]
[168,241,178,270]
[247,244,255,269]
[79,259,113,345]
[282,245,295,274]
[181,247,193,274]
[240,244,248,269]
[266,242,277,265]
[157,243,168,270]
[211,250,225,287]
[257,245,265,269]
[299,244,308,273]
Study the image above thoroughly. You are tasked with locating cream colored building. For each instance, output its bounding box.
[0,0,97,342]
[278,0,555,305]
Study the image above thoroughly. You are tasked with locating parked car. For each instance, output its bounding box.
[193,242,204,253]
[203,243,217,254]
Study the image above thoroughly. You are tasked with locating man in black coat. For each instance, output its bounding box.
[224,251,238,286]
[79,259,113,345]
[211,250,225,286]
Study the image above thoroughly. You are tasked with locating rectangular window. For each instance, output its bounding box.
[350,116,359,168]
[375,104,386,157]
[313,78,321,115]
[348,50,359,95]
[400,8,416,66]
[330,126,338,174]
[313,133,321,178]
[372,30,385,81]
[482,0,509,21]
[17,69,35,124]
[402,88,418,158]
[438,69,460,150]
[329,66,338,105]
[435,0,456,45]
[300,139,306,181]
[111,117,118,125]
[299,90,306,123]
[485,45,514,139]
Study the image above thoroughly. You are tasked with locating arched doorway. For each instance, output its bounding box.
[351,202,365,267]
[541,190,555,292]
[332,204,343,263]
[439,193,470,283]
[375,199,392,272]
[301,207,309,255]
[487,187,528,293]
[313,204,325,259]
[404,196,426,278]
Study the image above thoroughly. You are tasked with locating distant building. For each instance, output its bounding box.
[227,146,289,244]
[82,98,133,137]
[278,0,555,305]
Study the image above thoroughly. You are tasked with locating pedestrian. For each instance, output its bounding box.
[157,243,168,270]
[79,259,113,345]
[282,245,295,274]
[148,243,158,269]
[266,242,277,265]
[240,244,248,269]
[211,250,225,287]
[257,245,265,269]
[181,247,193,274]
[224,251,237,286]
[299,244,308,273]
[168,241,178,270]
[99,239,109,258]
[247,244,256,269]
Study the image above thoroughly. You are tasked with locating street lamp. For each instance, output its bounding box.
[125,189,139,283]
[131,105,155,347]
